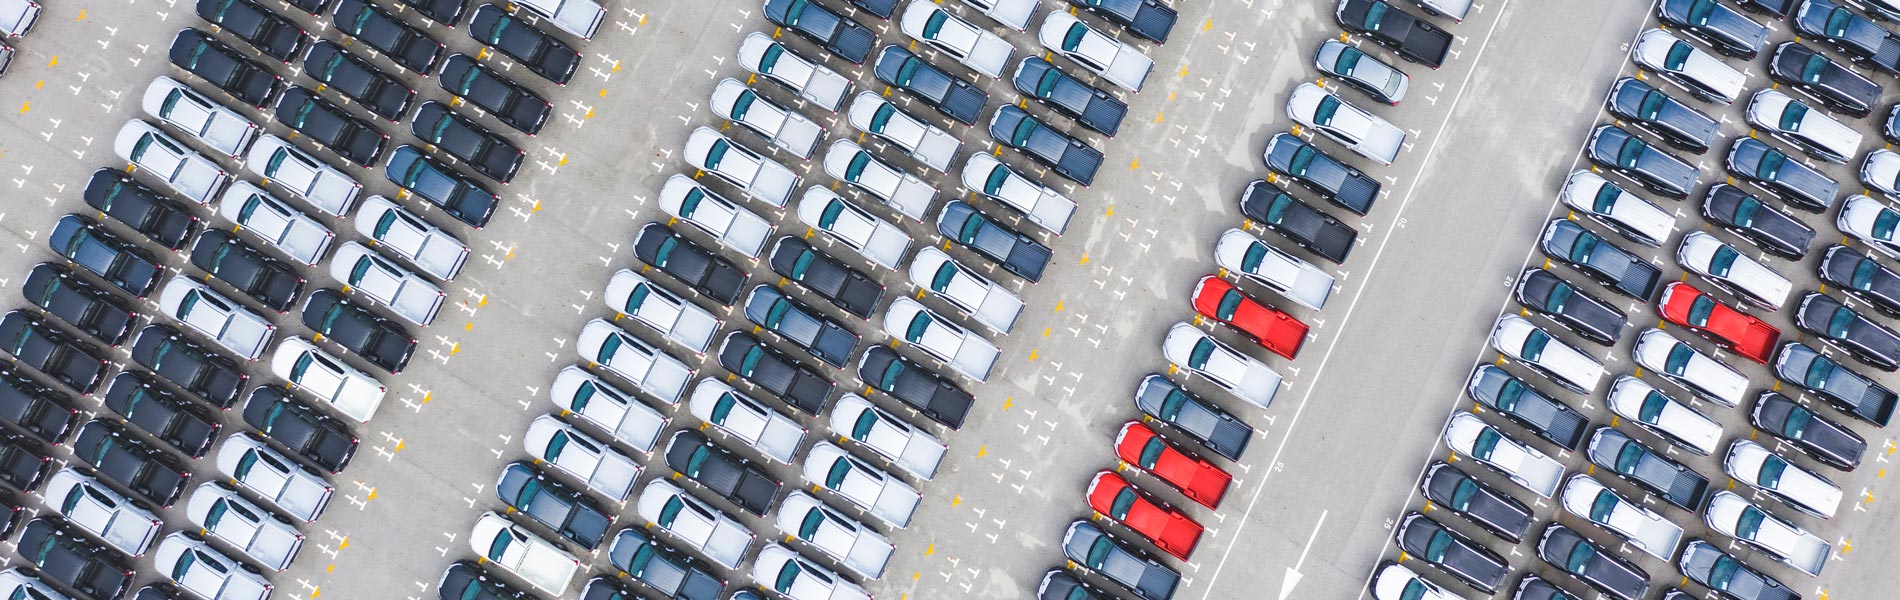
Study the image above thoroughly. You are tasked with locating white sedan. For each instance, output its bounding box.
[830,394,947,480]
[1558,474,1683,560]
[1861,149,1900,200]
[1606,375,1720,455]
[754,543,874,600]
[153,532,273,600]
[1559,170,1672,246]
[1704,491,1831,577]
[957,0,1034,30]
[1632,328,1746,408]
[883,298,998,382]
[711,78,824,160]
[961,153,1076,234]
[469,512,581,596]
[550,366,669,453]
[185,481,305,571]
[216,434,335,522]
[219,182,336,266]
[1444,412,1564,498]
[270,337,386,423]
[114,120,230,205]
[43,468,162,557]
[330,242,446,327]
[739,33,852,112]
[578,318,695,404]
[659,174,776,258]
[1489,315,1604,394]
[689,379,805,464]
[901,2,1017,78]
[824,140,937,221]
[142,77,259,158]
[685,126,799,208]
[798,187,913,271]
[1837,195,1900,259]
[353,196,470,281]
[1037,11,1152,92]
[1725,439,1842,519]
[774,492,895,579]
[524,414,642,502]
[1677,231,1791,310]
[907,247,1023,333]
[846,92,961,173]
[1286,83,1405,165]
[803,442,921,528]
[246,134,362,218]
[635,479,756,570]
[158,277,275,361]
[603,269,721,355]
[1213,228,1333,310]
[1161,322,1281,409]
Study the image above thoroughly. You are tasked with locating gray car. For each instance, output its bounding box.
[1314,40,1408,105]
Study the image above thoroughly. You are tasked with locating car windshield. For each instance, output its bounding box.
[1852,257,1880,290]
[1875,208,1900,240]
[1708,554,1741,588]
[729,91,756,121]
[676,188,706,219]
[1567,231,1598,263]
[1687,295,1715,327]
[905,310,934,343]
[1240,243,1267,273]
[845,153,872,183]
[1363,1,1387,29]
[1266,194,1292,224]
[1800,54,1828,84]
[1109,488,1137,519]
[869,103,895,133]
[851,410,879,439]
[1640,391,1669,423]
[1138,438,1165,468]
[1615,137,1645,168]
[1565,539,1595,574]
[774,559,803,591]
[1335,46,1362,76]
[741,346,764,374]
[895,57,922,86]
[1035,69,1063,97]
[825,458,852,488]
[1780,101,1808,132]
[784,0,810,23]
[1735,506,1765,539]
[1827,306,1856,339]
[1826,7,1853,38]
[704,140,729,170]
[1287,146,1316,176]
[1709,245,1738,277]
[1637,90,1666,121]
[1664,40,1693,71]
[1010,117,1039,147]
[957,212,988,244]
[1731,195,1759,227]
[764,298,791,328]
[1448,479,1476,510]
[595,332,622,363]
[1494,378,1524,411]
[1686,0,1715,24]
[881,359,905,391]
[1615,442,1644,473]
[1061,23,1087,52]
[1758,454,1787,487]
[684,446,708,476]
[1589,490,1619,522]
[485,529,512,561]
[758,43,783,71]
[1665,343,1694,374]
[1312,96,1341,126]
[930,262,959,292]
[922,10,948,38]
[819,199,849,230]
[1187,338,1215,369]
[1158,390,1187,420]
[1805,354,1835,389]
[1085,537,1113,567]
[1215,289,1243,321]
[1399,581,1427,600]
[656,496,685,527]
[1423,530,1451,562]
[1782,404,1811,439]
[1544,281,1572,313]
[1756,149,1784,180]
[1520,329,1549,361]
[1470,427,1499,459]
[1593,183,1621,213]
[652,237,677,267]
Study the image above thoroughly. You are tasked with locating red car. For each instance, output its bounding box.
[1085,470,1203,560]
[1114,421,1232,509]
[1191,275,1308,360]
[1657,281,1780,363]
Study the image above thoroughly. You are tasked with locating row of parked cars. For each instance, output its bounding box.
[1373,1,1900,598]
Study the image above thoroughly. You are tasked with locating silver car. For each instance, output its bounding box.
[658,174,776,258]
[1559,170,1672,246]
[1862,149,1900,200]
[901,1,1017,78]
[773,491,895,579]
[1314,40,1408,105]
[353,196,470,281]
[1037,11,1152,92]
[1746,89,1862,163]
[246,134,362,218]
[635,479,756,570]
[1161,322,1281,409]
[710,78,824,160]
[1726,439,1842,519]
[1677,231,1791,310]
[524,415,642,503]
[1286,82,1406,165]
[158,277,276,360]
[603,269,722,355]
[550,366,669,453]
[270,337,386,422]
[1212,228,1334,310]
[216,434,335,522]
[142,77,260,159]
[846,92,961,172]
[798,187,912,270]
[961,153,1076,234]
[803,443,921,528]
[185,481,305,571]
[824,140,937,221]
[883,298,998,382]
[218,181,337,266]
[1633,28,1745,104]
[738,33,852,112]
[577,318,695,404]
[1605,375,1720,455]
[753,543,873,600]
[688,378,804,464]
[153,532,272,600]
[1558,474,1683,560]
[1632,328,1747,407]
[685,126,799,208]
[330,242,447,327]
[1490,315,1605,394]
[830,394,947,480]
[907,247,1024,334]
[1704,490,1831,576]
[114,120,230,206]
[1837,195,1900,259]
[1444,412,1564,498]
[42,468,162,557]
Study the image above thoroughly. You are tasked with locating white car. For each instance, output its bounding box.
[1725,439,1842,519]
[1370,562,1460,600]
[907,247,1023,333]
[153,532,273,600]
[957,0,1034,31]
[603,269,722,355]
[1161,322,1282,409]
[269,338,386,422]
[42,468,163,557]
[1605,375,1720,455]
[883,298,998,382]
[961,153,1076,234]
[689,379,805,464]
[113,120,230,205]
[1213,228,1334,310]
[550,366,669,453]
[1489,315,1604,394]
[353,196,470,281]
[1286,83,1405,165]
[1837,195,1900,259]
[1418,0,1473,20]
[511,0,604,39]
[142,77,260,158]
[901,2,1017,78]
[711,78,825,160]
[823,140,937,221]
[218,182,336,266]
[1745,89,1862,164]
[686,126,799,208]
[246,134,362,218]
[754,543,874,600]
[635,479,756,570]
[0,0,39,37]
[330,242,446,327]
[577,318,695,404]
[803,442,921,528]
[659,174,776,258]
[1633,28,1746,104]
[216,433,335,522]
[1558,170,1672,246]
[1037,11,1152,92]
[1861,149,1900,200]
[774,492,895,579]
[1558,474,1684,560]
[798,187,913,270]
[524,415,642,503]
[1677,231,1791,310]
[738,33,853,112]
[1704,491,1831,577]
[1632,328,1747,407]
[1443,412,1565,498]
[468,512,581,596]
[185,482,306,571]
[830,394,946,480]
[0,569,71,600]
[846,92,961,172]
[158,277,276,360]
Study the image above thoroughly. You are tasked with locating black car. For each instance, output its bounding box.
[103,372,220,459]
[763,0,876,64]
[1038,570,1109,600]
[1605,77,1719,154]
[300,289,416,373]
[129,325,246,408]
[857,346,974,429]
[168,29,282,109]
[1237,180,1357,264]
[49,215,162,298]
[1751,390,1866,470]
[283,0,335,14]
[1768,42,1879,118]
[331,0,446,74]
[467,5,580,85]
[190,231,305,313]
[1536,524,1649,600]
[195,0,309,62]
[0,311,108,396]
[242,386,359,473]
[843,0,897,18]
[1011,57,1126,137]
[82,168,201,251]
[302,40,416,121]
[1818,245,1900,317]
[383,146,498,228]
[409,101,524,184]
[437,560,529,600]
[496,462,611,550]
[662,430,781,516]
[1065,0,1175,43]
[274,86,388,166]
[1336,0,1453,68]
[1512,268,1626,347]
[23,263,137,347]
[1394,512,1508,594]
[1773,341,1898,426]
[1586,125,1698,199]
[1133,374,1251,460]
[936,201,1052,283]
[635,223,747,306]
[606,527,726,600]
[1464,364,1591,450]
[716,332,831,415]
[1658,0,1769,58]
[1586,427,1711,509]
[742,285,857,368]
[988,105,1103,186]
[71,420,189,507]
[0,490,25,540]
[16,517,134,600]
[0,432,50,491]
[766,237,883,319]
[1262,132,1380,215]
[1539,220,1662,300]
[0,366,77,444]
[1795,291,1900,371]
[1678,540,1798,600]
[1420,461,1534,543]
[1794,0,1900,75]
[394,0,467,25]
[1700,184,1814,259]
[874,45,988,125]
[437,54,552,134]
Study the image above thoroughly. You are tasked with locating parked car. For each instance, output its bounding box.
[1726,137,1839,211]
[630,224,745,310]
[797,187,913,270]
[467,4,580,85]
[1839,195,1900,261]
[1705,491,1831,577]
[1633,328,1749,407]
[1736,0,1797,18]
[1678,231,1792,311]
[1659,0,1768,58]
[1795,0,1900,74]
[218,182,336,268]
[1420,461,1533,543]
[751,544,865,600]
[22,263,137,347]
[803,442,920,528]
[577,318,694,406]
[72,420,189,507]
[909,247,1024,334]
[185,481,306,570]
[1286,83,1405,165]
[1864,150,1900,199]
[1536,524,1650,600]
[469,512,580,596]
[129,325,245,407]
[873,45,990,126]
[1515,267,1626,346]
[1587,427,1711,510]
[1464,365,1589,450]
[1037,12,1152,91]
[711,79,824,161]
[1135,374,1251,460]
[773,492,894,579]
[1753,390,1866,471]
[737,33,852,112]
[393,0,468,26]
[167,28,282,109]
[664,430,781,516]
[684,126,798,208]
[142,76,260,159]
[496,462,611,551]
[48,215,162,300]
[744,285,857,369]
[1606,376,1721,456]
[635,479,755,569]
[937,201,1053,283]
[152,532,272,600]
[846,93,959,172]
[1701,184,1814,259]
[1773,341,1898,426]
[1817,244,1900,317]
[718,331,831,415]
[886,299,997,383]
[961,153,1075,234]
[1161,322,1281,409]
[1679,539,1799,600]
[1370,562,1460,600]
[1213,228,1334,310]
[384,145,500,228]
[1011,58,1126,136]
[1444,412,1564,498]
[1586,124,1698,199]
[690,379,803,464]
[524,415,641,503]
[330,243,446,327]
[767,238,883,319]
[1039,570,1112,600]
[437,54,550,135]
[1060,521,1178,600]
[1334,0,1453,68]
[274,86,387,166]
[1237,179,1357,264]
[43,468,162,556]
[0,432,49,492]
[331,0,445,74]
[439,561,529,600]
[0,310,108,395]
[549,366,667,453]
[1191,275,1307,360]
[1086,471,1202,560]
[510,0,603,39]
[1559,474,1683,560]
[1795,291,1900,371]
[1115,421,1230,509]
[83,169,201,255]
[0,365,76,444]
[987,106,1103,186]
[763,0,876,64]
[1395,512,1508,594]
[1767,41,1879,118]
[104,372,219,458]
[605,527,724,600]
[246,134,363,218]
[301,40,416,121]
[1065,0,1176,42]
[157,277,274,361]
[217,433,334,521]
[1314,40,1408,106]
[1730,438,1845,519]
[1539,219,1661,300]
[408,101,525,184]
[354,196,470,281]
[1747,89,1862,163]
[901,2,1016,78]
[1657,282,1780,364]
[1262,132,1380,215]
[0,0,36,37]
[1602,78,1717,157]
[1489,315,1604,394]
[299,289,415,373]
[603,268,721,355]
[1634,28,1746,103]
[113,120,229,206]
[190,232,303,314]
[857,346,975,429]
[242,386,359,472]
